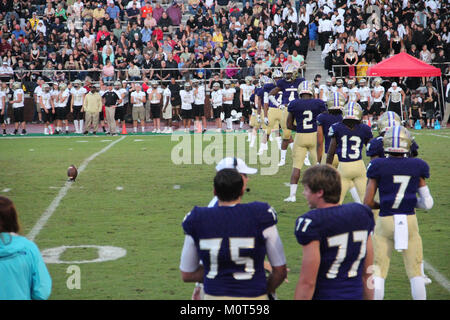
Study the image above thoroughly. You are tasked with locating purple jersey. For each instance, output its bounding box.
[328,122,373,162]
[263,83,282,108]
[182,202,278,297]
[276,77,305,105]
[317,113,343,152]
[366,136,419,158]
[288,99,326,133]
[366,157,430,216]
[295,203,375,300]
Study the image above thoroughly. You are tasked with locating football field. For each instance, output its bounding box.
[0,129,449,300]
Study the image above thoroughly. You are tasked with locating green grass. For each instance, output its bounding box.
[0,129,449,300]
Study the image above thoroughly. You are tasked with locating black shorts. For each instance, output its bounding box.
[192,104,205,117]
[150,103,161,118]
[115,106,125,121]
[223,104,233,119]
[212,106,222,119]
[425,109,435,119]
[55,107,67,120]
[13,107,25,123]
[388,101,402,117]
[370,102,383,116]
[73,105,83,120]
[181,108,193,119]
[360,101,369,115]
[0,112,4,124]
[242,101,252,118]
[99,107,105,121]
[41,109,54,123]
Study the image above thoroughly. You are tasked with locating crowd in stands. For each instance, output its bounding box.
[0,0,449,129]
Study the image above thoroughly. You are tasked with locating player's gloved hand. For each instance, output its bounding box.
[251,109,256,117]
[279,104,286,110]
[257,115,261,123]
[264,117,269,125]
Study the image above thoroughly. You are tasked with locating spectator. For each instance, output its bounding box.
[106,0,121,20]
[152,2,164,23]
[159,12,172,33]
[102,59,115,82]
[166,2,183,27]
[0,196,52,300]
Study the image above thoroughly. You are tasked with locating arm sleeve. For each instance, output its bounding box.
[416,185,433,210]
[179,235,200,272]
[30,242,52,300]
[263,225,286,267]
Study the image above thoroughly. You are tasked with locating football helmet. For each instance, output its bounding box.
[259,75,273,87]
[283,64,297,82]
[43,83,50,91]
[245,76,253,84]
[191,79,198,86]
[383,126,412,154]
[327,92,346,110]
[348,79,355,87]
[114,81,121,88]
[12,82,21,90]
[359,78,367,85]
[73,79,82,87]
[343,102,363,121]
[151,80,158,87]
[377,111,401,134]
[184,82,191,90]
[373,77,382,85]
[223,79,231,87]
[272,69,283,80]
[298,80,314,96]
[213,82,220,89]
[59,83,67,90]
[336,79,344,87]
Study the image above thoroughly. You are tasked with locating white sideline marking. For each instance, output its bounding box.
[101,139,113,142]
[134,139,144,142]
[29,149,34,151]
[116,186,123,191]
[413,132,450,139]
[173,185,181,190]
[423,260,450,293]
[27,136,126,241]
[76,140,89,143]
[2,188,11,192]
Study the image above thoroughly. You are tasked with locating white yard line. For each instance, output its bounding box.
[413,132,450,139]
[423,260,450,293]
[27,136,126,241]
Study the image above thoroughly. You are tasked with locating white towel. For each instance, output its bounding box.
[394,214,408,251]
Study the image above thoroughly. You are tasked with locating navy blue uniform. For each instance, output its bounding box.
[366,136,419,158]
[276,77,305,105]
[182,202,278,297]
[329,122,373,162]
[263,83,282,108]
[295,203,375,300]
[317,113,343,152]
[366,157,430,217]
[288,99,327,133]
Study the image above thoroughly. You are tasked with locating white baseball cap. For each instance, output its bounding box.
[392,82,397,86]
[215,157,257,174]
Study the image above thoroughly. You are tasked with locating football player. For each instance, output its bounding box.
[222,80,236,131]
[285,81,327,202]
[326,102,373,204]
[39,84,55,135]
[54,83,70,134]
[180,82,194,132]
[130,84,147,133]
[180,168,287,300]
[347,79,360,103]
[247,79,263,147]
[371,77,385,121]
[409,93,423,128]
[70,79,87,134]
[147,80,163,133]
[364,126,433,300]
[268,64,306,165]
[385,82,405,123]
[316,92,345,166]
[334,78,348,100]
[358,78,371,125]
[263,70,283,152]
[210,82,223,132]
[257,75,275,156]
[192,79,207,133]
[319,77,334,102]
[114,81,128,134]
[0,82,6,136]
[294,165,374,300]
[240,76,255,131]
[10,82,26,135]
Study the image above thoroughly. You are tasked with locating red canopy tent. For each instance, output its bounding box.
[367,52,445,123]
[367,52,441,77]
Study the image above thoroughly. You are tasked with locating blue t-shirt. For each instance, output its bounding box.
[366,157,430,216]
[366,136,419,158]
[295,203,375,300]
[182,202,278,297]
[276,77,305,105]
[288,99,327,133]
[317,113,343,152]
[328,122,373,162]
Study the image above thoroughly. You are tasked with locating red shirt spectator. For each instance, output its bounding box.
[153,27,163,41]
[140,2,153,19]
[96,28,110,43]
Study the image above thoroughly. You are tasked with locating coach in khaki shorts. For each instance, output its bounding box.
[131,84,147,133]
[83,84,102,134]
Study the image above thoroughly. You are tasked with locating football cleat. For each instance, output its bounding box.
[284,195,296,202]
[304,153,311,166]
[343,102,363,121]
[377,111,401,134]
[383,126,412,154]
[278,158,285,167]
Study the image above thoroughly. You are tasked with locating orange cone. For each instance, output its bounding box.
[121,122,127,135]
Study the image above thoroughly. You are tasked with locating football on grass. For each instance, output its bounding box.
[67,165,78,181]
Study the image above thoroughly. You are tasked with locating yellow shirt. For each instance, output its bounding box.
[93,8,105,20]
[212,33,223,47]
[356,62,369,77]
[83,92,102,113]
[29,18,40,30]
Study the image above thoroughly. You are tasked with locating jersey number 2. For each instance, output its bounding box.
[200,238,255,280]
